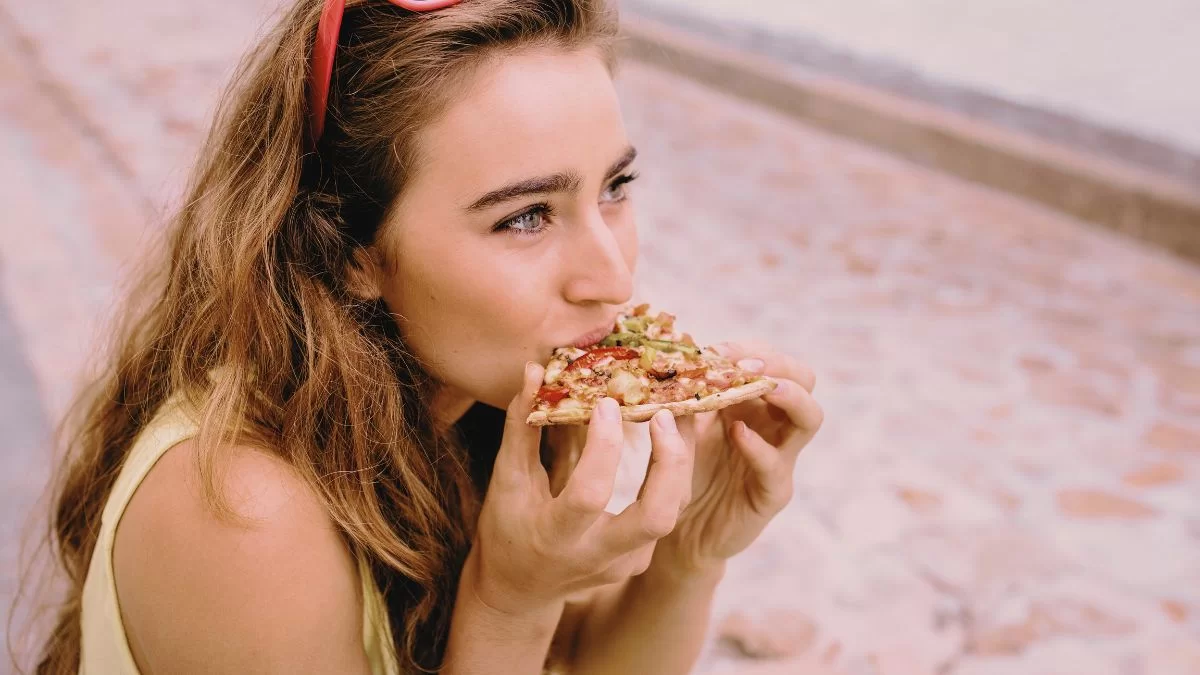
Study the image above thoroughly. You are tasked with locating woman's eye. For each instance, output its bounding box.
[494,204,551,237]
[493,172,639,236]
[601,171,640,204]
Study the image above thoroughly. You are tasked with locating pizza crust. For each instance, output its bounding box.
[526,378,778,426]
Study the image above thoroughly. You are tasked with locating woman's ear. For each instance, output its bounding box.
[345,246,385,300]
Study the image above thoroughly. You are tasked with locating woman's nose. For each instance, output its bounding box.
[562,213,634,306]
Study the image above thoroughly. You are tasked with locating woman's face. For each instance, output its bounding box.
[373,47,638,413]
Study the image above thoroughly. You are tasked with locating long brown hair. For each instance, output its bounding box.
[20,1,618,672]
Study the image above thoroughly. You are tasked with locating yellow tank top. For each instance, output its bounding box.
[77,393,400,674]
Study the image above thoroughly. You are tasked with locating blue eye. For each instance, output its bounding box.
[494,204,552,237]
[492,172,640,237]
[602,171,639,203]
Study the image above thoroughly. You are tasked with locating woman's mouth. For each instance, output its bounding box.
[570,321,619,349]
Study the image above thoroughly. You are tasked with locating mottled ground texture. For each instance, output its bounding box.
[2,2,1198,674]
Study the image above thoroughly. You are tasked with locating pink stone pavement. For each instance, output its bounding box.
[2,2,1198,674]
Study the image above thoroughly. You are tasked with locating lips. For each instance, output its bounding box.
[570,321,619,349]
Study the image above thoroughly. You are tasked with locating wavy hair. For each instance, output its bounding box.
[20,1,618,672]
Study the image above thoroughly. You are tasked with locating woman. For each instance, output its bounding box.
[30,0,822,673]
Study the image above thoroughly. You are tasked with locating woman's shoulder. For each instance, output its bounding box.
[113,439,372,673]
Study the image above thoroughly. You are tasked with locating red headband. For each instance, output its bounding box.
[308,0,464,146]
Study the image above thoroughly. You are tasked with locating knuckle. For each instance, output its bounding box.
[780,482,796,503]
[743,339,771,354]
[770,482,795,510]
[565,484,610,513]
[585,430,622,458]
[528,529,559,563]
[790,359,815,386]
[802,366,817,391]
[568,550,602,577]
[596,423,625,447]
[640,511,678,539]
[810,401,826,428]
[599,565,628,585]
[656,441,689,467]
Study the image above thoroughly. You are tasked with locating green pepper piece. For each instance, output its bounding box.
[599,332,642,348]
[640,346,657,370]
[642,338,698,355]
[620,316,649,333]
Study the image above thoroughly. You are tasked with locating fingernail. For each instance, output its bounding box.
[595,397,617,421]
[737,358,765,372]
[771,378,789,395]
[525,361,537,381]
[712,342,733,356]
[654,410,678,433]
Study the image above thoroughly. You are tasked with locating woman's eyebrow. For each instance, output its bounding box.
[465,145,638,212]
[604,145,638,180]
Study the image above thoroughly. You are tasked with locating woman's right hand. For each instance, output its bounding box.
[465,361,695,615]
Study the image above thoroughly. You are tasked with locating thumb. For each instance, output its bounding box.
[494,361,547,484]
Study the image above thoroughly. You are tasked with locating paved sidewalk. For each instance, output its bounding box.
[2,2,1198,673]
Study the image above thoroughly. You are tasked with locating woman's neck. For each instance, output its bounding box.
[433,384,477,431]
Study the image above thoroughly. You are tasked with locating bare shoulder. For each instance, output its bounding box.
[114,439,371,675]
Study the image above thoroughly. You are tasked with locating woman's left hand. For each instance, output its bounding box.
[653,342,823,574]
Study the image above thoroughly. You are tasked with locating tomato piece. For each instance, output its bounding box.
[536,386,570,405]
[565,346,639,372]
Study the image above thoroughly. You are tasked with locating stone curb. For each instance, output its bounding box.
[618,15,1200,264]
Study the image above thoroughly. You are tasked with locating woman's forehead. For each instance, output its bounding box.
[411,48,629,201]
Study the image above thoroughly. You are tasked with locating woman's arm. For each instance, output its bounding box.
[566,552,725,675]
[115,442,374,674]
[568,346,823,674]
[441,551,566,674]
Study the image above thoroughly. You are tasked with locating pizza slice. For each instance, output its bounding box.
[526,304,776,426]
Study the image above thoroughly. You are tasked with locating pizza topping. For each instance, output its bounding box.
[533,305,766,416]
[639,346,657,370]
[619,315,650,334]
[536,386,570,405]
[599,332,640,347]
[599,332,699,355]
[544,361,566,385]
[607,370,649,405]
[704,367,750,389]
[565,346,638,373]
[556,397,586,410]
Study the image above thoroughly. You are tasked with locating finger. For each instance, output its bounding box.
[692,409,719,438]
[553,397,624,537]
[762,379,824,463]
[637,412,696,504]
[728,419,778,477]
[674,414,697,453]
[630,541,657,576]
[495,362,549,484]
[604,410,692,550]
[713,340,773,360]
[599,541,657,584]
[729,421,795,509]
[735,357,766,376]
[717,342,816,393]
